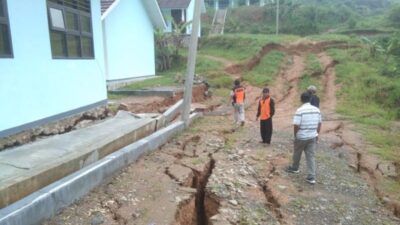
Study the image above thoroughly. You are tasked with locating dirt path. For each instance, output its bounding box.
[44,41,400,225]
[272,54,306,131]
[201,55,241,80]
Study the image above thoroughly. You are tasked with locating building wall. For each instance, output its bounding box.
[162,9,173,32]
[161,0,201,37]
[103,0,155,81]
[0,0,107,135]
[187,0,201,37]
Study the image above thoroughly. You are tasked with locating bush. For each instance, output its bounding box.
[387,4,400,28]
[347,17,357,29]
[208,74,233,89]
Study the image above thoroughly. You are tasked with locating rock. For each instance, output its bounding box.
[278,185,287,190]
[382,197,391,204]
[175,196,182,203]
[178,187,197,193]
[229,199,238,206]
[377,162,399,178]
[238,150,245,155]
[74,119,93,129]
[90,211,104,225]
[210,214,222,221]
[239,168,248,176]
[118,103,129,111]
[132,211,140,219]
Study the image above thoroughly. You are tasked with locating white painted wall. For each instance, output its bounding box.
[0,0,106,133]
[161,0,201,37]
[103,0,155,81]
[162,9,173,32]
[186,0,202,37]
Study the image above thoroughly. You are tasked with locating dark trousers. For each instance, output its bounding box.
[260,118,273,144]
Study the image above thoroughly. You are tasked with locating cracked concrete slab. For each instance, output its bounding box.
[0,113,200,225]
[0,111,157,208]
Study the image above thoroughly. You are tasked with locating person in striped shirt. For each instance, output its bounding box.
[287,92,322,184]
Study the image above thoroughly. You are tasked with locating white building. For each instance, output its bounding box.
[0,0,107,137]
[158,0,206,37]
[101,0,166,89]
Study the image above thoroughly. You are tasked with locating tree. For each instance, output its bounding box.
[361,36,384,58]
[170,19,193,58]
[388,4,400,28]
[154,29,173,72]
[154,18,193,72]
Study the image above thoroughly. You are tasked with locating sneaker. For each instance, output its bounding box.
[306,177,316,184]
[286,166,299,173]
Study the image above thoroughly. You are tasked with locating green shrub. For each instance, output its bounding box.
[387,4,400,28]
[243,50,285,86]
[199,34,297,61]
[328,46,400,163]
[208,74,234,89]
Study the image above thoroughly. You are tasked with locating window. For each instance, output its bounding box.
[0,0,13,58]
[47,0,94,59]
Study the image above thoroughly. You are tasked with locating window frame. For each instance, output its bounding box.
[47,0,94,60]
[0,0,13,58]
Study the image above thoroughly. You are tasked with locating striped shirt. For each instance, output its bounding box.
[293,103,322,140]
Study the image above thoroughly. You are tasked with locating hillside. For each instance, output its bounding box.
[216,0,400,35]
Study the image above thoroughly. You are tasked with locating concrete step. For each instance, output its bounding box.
[0,111,157,208]
[109,86,183,97]
[210,9,227,35]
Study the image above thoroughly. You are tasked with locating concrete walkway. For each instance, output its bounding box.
[0,111,157,208]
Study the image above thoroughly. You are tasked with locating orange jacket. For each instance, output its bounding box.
[233,86,245,104]
[257,97,275,120]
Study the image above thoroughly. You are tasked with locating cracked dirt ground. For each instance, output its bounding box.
[43,41,400,225]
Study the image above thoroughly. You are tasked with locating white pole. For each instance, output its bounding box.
[181,0,203,126]
[276,0,279,35]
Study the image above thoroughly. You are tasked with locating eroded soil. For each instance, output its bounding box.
[43,41,400,225]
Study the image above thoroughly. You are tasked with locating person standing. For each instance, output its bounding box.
[307,85,320,108]
[256,88,275,144]
[231,79,246,126]
[287,92,322,184]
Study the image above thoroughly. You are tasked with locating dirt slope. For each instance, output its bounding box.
[43,41,400,225]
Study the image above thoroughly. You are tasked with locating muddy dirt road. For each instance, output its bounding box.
[44,41,400,225]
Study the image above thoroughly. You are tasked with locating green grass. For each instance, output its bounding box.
[306,34,353,42]
[199,34,299,62]
[114,60,186,92]
[208,74,233,88]
[124,75,177,90]
[300,53,323,92]
[110,54,227,93]
[327,47,400,163]
[243,50,286,87]
[380,179,400,202]
[196,56,223,73]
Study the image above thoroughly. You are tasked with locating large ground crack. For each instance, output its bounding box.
[174,155,220,225]
[255,162,287,225]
